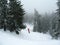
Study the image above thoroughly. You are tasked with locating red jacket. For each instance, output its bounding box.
[28,28,30,33]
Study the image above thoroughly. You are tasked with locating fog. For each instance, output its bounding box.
[20,0,58,14]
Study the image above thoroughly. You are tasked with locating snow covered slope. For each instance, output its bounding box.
[0,23,60,45]
[0,29,60,45]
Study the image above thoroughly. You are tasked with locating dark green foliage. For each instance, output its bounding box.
[4,24,6,31]
[19,24,26,29]
[8,0,25,30]
[49,0,60,39]
[54,0,60,39]
[15,31,19,35]
[0,0,26,34]
[57,0,60,31]
[0,0,8,30]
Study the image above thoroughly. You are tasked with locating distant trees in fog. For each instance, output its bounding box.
[23,13,34,24]
[33,9,60,39]
[23,0,60,39]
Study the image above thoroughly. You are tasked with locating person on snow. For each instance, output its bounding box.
[28,28,30,33]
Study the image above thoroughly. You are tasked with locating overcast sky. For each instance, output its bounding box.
[21,0,58,14]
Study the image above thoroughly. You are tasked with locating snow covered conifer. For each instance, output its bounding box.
[8,0,25,34]
[57,0,60,31]
[33,9,41,32]
[0,0,8,31]
[50,0,60,39]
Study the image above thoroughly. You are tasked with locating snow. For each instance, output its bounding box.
[0,23,60,45]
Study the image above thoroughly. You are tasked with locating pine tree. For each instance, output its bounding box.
[55,0,60,38]
[0,0,3,28]
[57,0,60,31]
[33,9,41,32]
[0,0,25,34]
[8,0,25,33]
[49,0,60,39]
[0,0,8,31]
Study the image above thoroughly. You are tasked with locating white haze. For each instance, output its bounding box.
[20,0,58,14]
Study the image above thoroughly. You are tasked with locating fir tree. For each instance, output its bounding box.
[55,0,60,38]
[33,9,41,32]
[0,0,25,34]
[0,0,8,31]
[8,0,25,34]
[49,0,60,39]
[57,0,60,31]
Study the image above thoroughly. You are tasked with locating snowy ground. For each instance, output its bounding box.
[0,23,60,45]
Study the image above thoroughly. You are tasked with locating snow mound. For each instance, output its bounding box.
[0,29,60,45]
[18,30,52,41]
[0,23,60,45]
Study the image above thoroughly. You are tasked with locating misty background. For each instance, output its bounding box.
[21,0,57,14]
[22,0,60,39]
[0,0,60,39]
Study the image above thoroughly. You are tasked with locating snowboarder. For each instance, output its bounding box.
[28,28,30,33]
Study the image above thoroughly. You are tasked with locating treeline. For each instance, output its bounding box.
[0,0,26,34]
[33,9,60,39]
[24,0,60,39]
[23,13,34,24]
